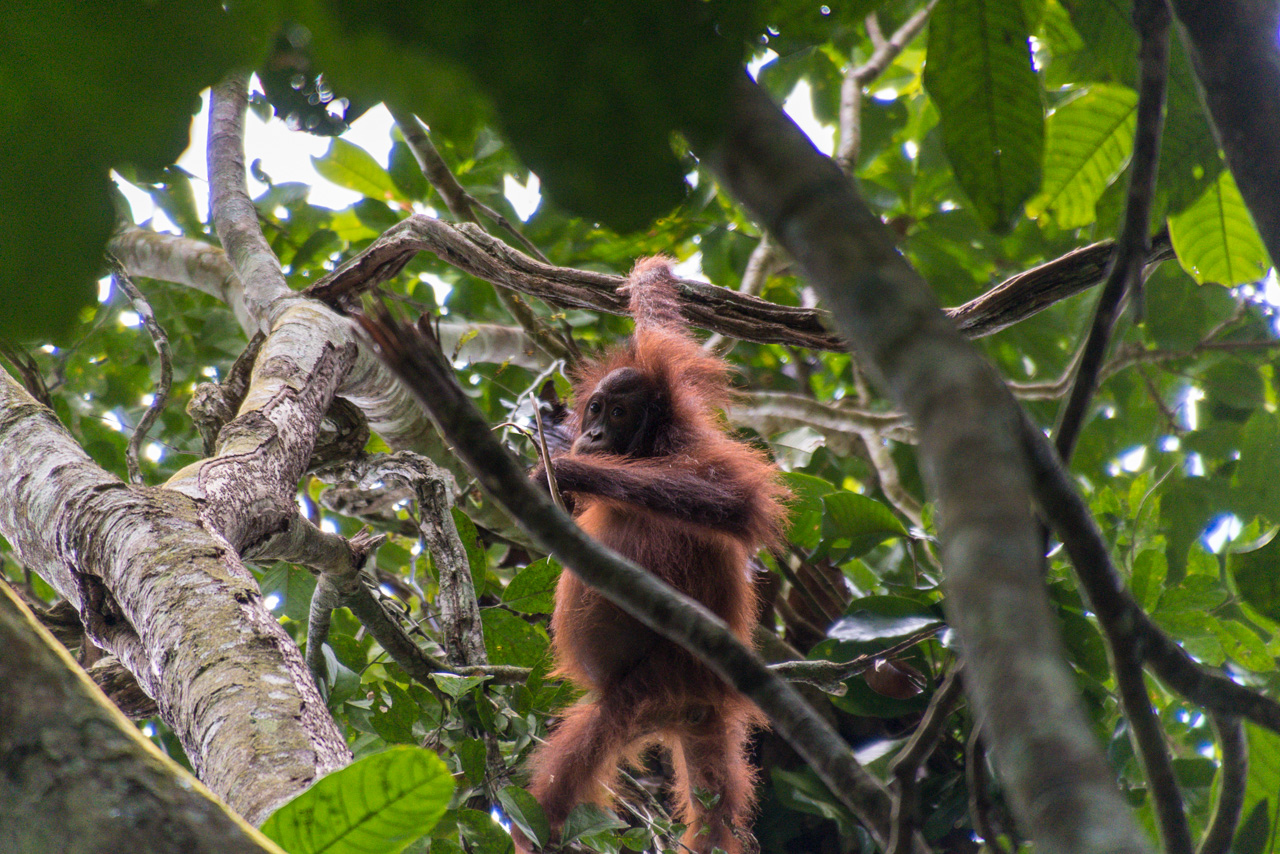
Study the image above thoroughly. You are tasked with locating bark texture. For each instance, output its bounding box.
[0,371,349,824]
[1170,0,1280,265]
[0,585,284,854]
[691,77,1151,854]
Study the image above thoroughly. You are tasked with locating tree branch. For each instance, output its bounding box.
[208,75,291,326]
[691,75,1152,854]
[106,255,173,486]
[1169,0,1280,265]
[306,211,1174,351]
[1114,647,1191,854]
[1019,411,1280,734]
[1053,0,1170,463]
[0,584,286,854]
[388,107,575,363]
[888,668,965,854]
[838,1,938,171]
[1197,715,1246,854]
[352,309,925,853]
[0,369,351,823]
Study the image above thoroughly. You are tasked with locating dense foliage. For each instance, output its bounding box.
[4,1,1280,853]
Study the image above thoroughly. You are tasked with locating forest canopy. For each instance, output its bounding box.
[3,2,1280,854]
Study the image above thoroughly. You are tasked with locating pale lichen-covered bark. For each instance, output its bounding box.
[0,585,285,854]
[0,368,349,824]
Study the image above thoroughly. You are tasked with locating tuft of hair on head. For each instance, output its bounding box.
[629,254,678,281]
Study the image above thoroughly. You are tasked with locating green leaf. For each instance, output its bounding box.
[370,682,420,745]
[1213,620,1274,673]
[1169,169,1271,286]
[1171,757,1218,788]
[312,1,748,231]
[1230,529,1280,624]
[430,672,490,699]
[924,0,1045,230]
[481,608,549,668]
[450,507,488,594]
[769,768,858,837]
[1028,84,1137,228]
[258,563,318,624]
[503,557,560,614]
[560,803,626,845]
[827,596,942,646]
[1129,549,1168,612]
[1235,799,1271,854]
[1238,724,1280,854]
[784,471,836,551]
[457,807,515,854]
[498,786,550,848]
[1235,413,1280,523]
[454,738,488,786]
[388,138,430,202]
[1158,41,1223,214]
[1060,610,1109,680]
[261,747,453,854]
[1157,574,1229,613]
[1150,609,1216,639]
[0,0,264,342]
[311,138,399,201]
[1204,360,1266,414]
[829,667,931,718]
[820,491,909,560]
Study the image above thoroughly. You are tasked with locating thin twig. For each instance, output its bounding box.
[966,729,1010,854]
[389,105,549,264]
[388,106,575,364]
[106,254,173,485]
[888,668,965,854]
[857,428,924,528]
[0,338,53,407]
[1020,410,1280,734]
[1053,0,1170,463]
[768,626,943,694]
[838,2,938,171]
[1197,715,1247,854]
[530,402,567,512]
[1113,644,1192,854]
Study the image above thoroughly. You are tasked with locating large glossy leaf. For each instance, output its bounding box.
[457,807,515,853]
[498,787,549,849]
[313,0,749,232]
[820,491,909,560]
[1169,169,1271,286]
[924,0,1045,230]
[783,471,838,551]
[1235,725,1280,854]
[1234,413,1280,523]
[561,803,627,846]
[1229,530,1280,624]
[258,563,319,624]
[827,595,942,646]
[1028,84,1137,228]
[0,1,265,342]
[261,747,454,854]
[503,557,560,615]
[311,138,399,201]
[481,608,549,668]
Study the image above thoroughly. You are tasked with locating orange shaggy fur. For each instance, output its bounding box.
[518,257,789,854]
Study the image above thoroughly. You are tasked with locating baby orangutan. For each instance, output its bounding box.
[520,257,789,854]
